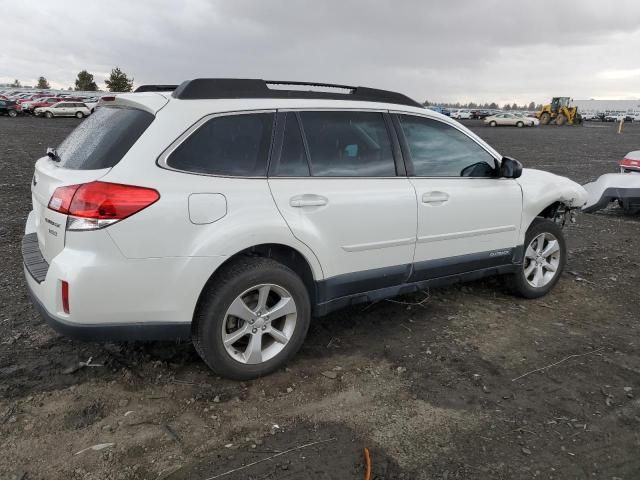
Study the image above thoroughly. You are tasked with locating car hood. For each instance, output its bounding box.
[516,168,588,208]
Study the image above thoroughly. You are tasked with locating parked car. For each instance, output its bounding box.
[451,109,472,120]
[513,112,539,126]
[22,97,65,114]
[80,97,99,113]
[0,99,18,117]
[484,112,536,127]
[472,110,492,120]
[427,105,450,116]
[23,78,587,379]
[34,101,91,118]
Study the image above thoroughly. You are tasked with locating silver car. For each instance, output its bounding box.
[484,112,535,127]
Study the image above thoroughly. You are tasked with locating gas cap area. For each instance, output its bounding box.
[188,193,227,224]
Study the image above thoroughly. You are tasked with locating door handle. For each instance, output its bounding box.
[290,194,328,208]
[422,191,450,205]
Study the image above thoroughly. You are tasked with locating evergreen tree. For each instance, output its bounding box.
[36,76,50,89]
[75,70,98,91]
[104,67,134,92]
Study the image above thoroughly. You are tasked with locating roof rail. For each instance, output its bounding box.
[134,84,178,93]
[171,78,423,108]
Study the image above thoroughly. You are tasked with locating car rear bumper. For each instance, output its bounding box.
[22,221,227,342]
[25,275,191,341]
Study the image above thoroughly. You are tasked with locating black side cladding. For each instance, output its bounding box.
[172,78,424,108]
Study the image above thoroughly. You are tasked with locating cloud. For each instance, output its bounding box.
[1,0,639,103]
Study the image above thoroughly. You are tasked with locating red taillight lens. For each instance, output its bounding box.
[48,182,159,225]
[48,184,81,214]
[61,280,70,314]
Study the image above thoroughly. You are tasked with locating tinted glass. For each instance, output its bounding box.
[57,107,154,170]
[167,113,273,176]
[299,111,396,177]
[272,113,309,177]
[399,115,496,177]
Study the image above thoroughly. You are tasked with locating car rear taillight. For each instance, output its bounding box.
[48,182,160,231]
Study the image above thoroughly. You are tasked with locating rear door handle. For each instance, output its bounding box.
[422,191,450,205]
[290,194,328,208]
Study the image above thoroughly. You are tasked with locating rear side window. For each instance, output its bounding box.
[299,111,396,177]
[399,115,497,177]
[167,113,274,176]
[57,107,154,170]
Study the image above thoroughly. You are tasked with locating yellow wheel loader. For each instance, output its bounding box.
[536,97,582,125]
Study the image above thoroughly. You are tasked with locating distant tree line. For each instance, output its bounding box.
[9,67,135,93]
[424,100,543,111]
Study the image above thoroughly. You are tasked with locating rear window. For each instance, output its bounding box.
[56,107,154,170]
[166,113,274,176]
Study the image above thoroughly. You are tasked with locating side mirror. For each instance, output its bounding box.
[500,156,523,179]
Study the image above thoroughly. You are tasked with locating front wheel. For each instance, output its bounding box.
[510,218,566,299]
[8,110,17,117]
[44,111,53,119]
[516,121,524,128]
[75,111,84,119]
[489,121,497,127]
[192,257,311,380]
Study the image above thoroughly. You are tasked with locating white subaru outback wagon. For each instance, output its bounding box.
[23,79,587,379]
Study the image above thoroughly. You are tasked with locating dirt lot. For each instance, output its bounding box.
[1,117,639,480]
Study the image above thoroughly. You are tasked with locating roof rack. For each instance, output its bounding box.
[171,78,423,108]
[134,84,178,93]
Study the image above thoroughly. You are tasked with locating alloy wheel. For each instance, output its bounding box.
[523,232,561,288]
[221,283,297,364]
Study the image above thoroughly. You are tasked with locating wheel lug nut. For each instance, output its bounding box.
[262,325,267,330]
[252,328,257,334]
[249,319,255,325]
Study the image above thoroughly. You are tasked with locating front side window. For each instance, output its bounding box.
[299,111,396,177]
[399,115,497,177]
[167,113,274,176]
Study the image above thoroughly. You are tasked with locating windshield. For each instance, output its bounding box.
[56,107,154,170]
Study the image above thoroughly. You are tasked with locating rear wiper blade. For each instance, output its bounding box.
[46,147,60,162]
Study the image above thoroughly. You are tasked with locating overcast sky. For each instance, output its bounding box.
[1,0,639,104]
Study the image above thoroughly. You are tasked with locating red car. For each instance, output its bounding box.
[620,151,640,173]
[20,96,65,114]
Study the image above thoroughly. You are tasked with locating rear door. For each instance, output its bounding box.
[30,106,155,262]
[394,113,522,281]
[268,110,417,299]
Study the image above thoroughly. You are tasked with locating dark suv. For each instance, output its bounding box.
[0,100,18,117]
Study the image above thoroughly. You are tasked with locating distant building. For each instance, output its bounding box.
[573,99,640,114]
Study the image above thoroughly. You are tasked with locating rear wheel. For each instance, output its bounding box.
[489,121,497,127]
[44,111,53,119]
[539,112,551,125]
[75,111,84,119]
[192,257,311,380]
[511,218,566,298]
[516,121,524,128]
[556,114,567,125]
[7,110,17,117]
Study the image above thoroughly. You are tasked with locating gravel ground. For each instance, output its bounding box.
[1,117,639,480]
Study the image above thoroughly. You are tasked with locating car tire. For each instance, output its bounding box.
[8,110,17,117]
[489,121,497,127]
[539,112,551,125]
[516,121,524,128]
[75,111,84,119]
[510,218,566,299]
[556,114,567,126]
[44,111,53,119]
[192,257,311,380]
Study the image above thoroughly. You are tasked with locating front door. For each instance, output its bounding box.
[394,113,522,281]
[269,111,417,300]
